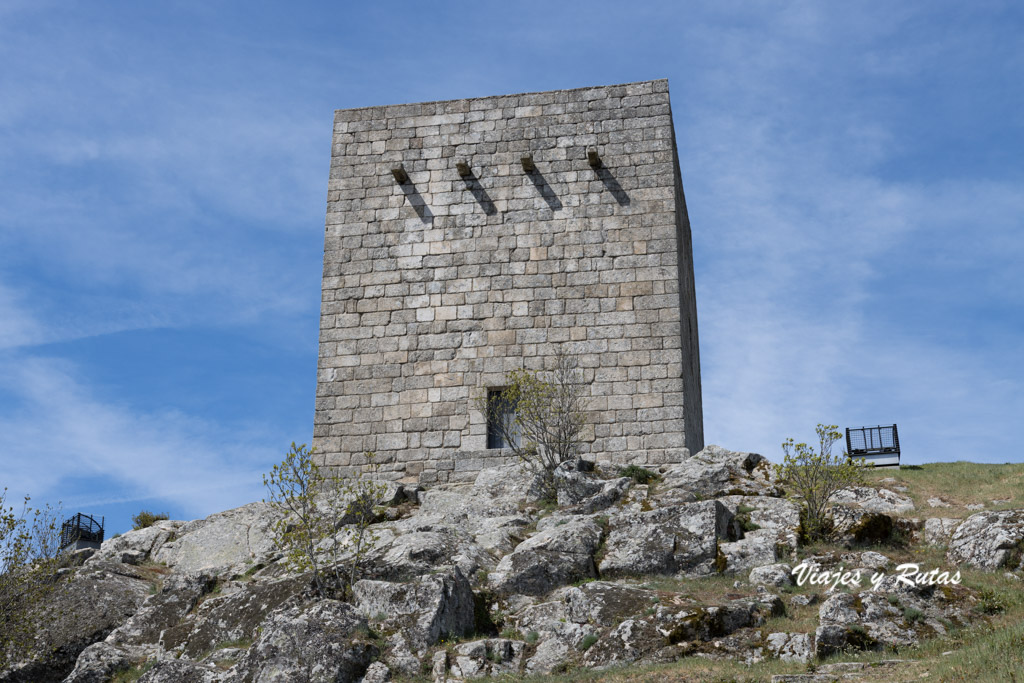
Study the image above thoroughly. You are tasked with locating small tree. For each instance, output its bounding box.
[263,443,386,600]
[1,490,62,670]
[775,424,865,542]
[480,347,588,500]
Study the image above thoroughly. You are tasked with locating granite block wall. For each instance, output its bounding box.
[314,79,703,484]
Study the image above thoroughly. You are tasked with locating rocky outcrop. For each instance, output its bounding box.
[106,572,216,647]
[553,459,632,512]
[162,575,308,659]
[831,487,915,514]
[654,446,782,503]
[923,518,961,546]
[9,449,1018,683]
[61,642,134,683]
[152,502,278,576]
[564,581,661,626]
[749,563,794,587]
[764,632,812,662]
[88,520,183,566]
[946,510,1024,569]
[136,660,220,683]
[1,564,151,683]
[488,517,602,595]
[230,600,378,683]
[598,501,731,577]
[814,578,971,657]
[353,566,475,651]
[365,526,490,582]
[444,639,526,680]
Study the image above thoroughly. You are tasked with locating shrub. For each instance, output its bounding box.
[775,424,865,542]
[978,588,1006,615]
[263,443,387,600]
[903,607,925,624]
[131,510,169,530]
[579,634,599,651]
[1,490,63,669]
[479,346,589,501]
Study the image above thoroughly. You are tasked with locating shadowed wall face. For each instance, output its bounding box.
[315,79,703,484]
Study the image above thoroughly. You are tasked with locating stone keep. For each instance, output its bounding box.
[314,79,703,484]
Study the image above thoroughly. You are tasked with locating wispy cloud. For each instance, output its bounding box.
[0,354,276,517]
[675,4,1024,461]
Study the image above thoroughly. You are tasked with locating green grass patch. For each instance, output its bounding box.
[864,461,1024,517]
[619,465,661,485]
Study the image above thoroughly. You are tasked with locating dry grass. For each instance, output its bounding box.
[633,573,759,603]
[864,461,1024,518]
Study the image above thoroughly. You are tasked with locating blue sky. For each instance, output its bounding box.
[1,1,1021,534]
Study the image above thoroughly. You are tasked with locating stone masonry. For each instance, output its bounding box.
[314,79,703,484]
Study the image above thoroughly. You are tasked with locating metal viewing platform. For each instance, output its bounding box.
[59,513,105,551]
[846,424,900,468]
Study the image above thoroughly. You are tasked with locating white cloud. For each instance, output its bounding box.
[0,354,277,517]
[672,5,1024,462]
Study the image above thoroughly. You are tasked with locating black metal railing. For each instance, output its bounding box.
[846,424,900,457]
[59,513,105,549]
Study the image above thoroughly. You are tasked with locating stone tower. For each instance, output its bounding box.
[314,79,703,484]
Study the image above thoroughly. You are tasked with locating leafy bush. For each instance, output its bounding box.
[979,588,1007,615]
[479,346,589,501]
[131,510,169,530]
[263,443,387,599]
[1,490,63,669]
[775,424,865,541]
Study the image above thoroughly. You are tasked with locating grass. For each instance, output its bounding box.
[864,462,1024,518]
[111,662,155,682]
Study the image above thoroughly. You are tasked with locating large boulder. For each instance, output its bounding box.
[946,510,1024,570]
[88,520,184,566]
[749,563,794,588]
[654,446,781,503]
[61,642,134,683]
[230,600,378,683]
[598,501,731,578]
[363,526,491,582]
[564,582,660,626]
[764,632,812,663]
[399,491,533,558]
[473,464,546,505]
[489,517,602,596]
[445,639,526,680]
[830,487,915,514]
[717,496,801,573]
[352,566,475,652]
[153,502,277,577]
[581,618,667,669]
[924,518,961,547]
[511,597,590,675]
[656,598,778,643]
[718,496,800,549]
[136,659,219,682]
[553,460,632,512]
